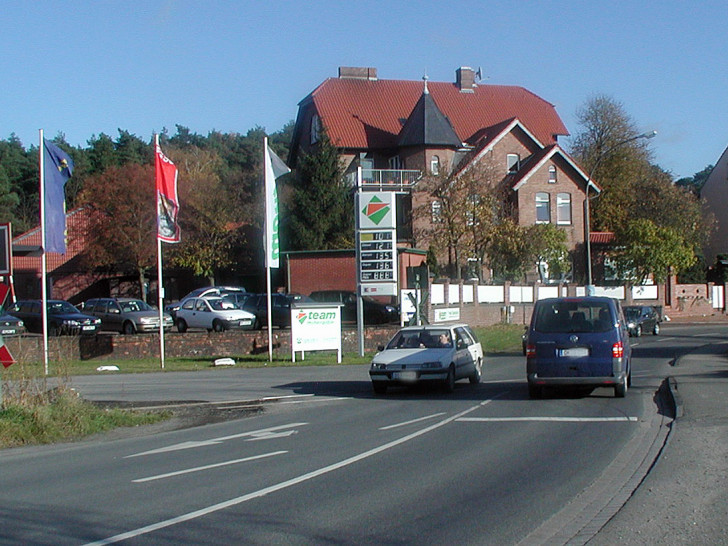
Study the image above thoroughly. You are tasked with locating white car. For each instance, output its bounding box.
[175,296,256,332]
[369,324,484,394]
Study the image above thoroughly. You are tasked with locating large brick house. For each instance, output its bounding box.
[288,66,597,283]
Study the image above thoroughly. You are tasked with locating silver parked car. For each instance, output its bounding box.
[369,324,484,394]
[175,296,256,332]
[82,297,173,334]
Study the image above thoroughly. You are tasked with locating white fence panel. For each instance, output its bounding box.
[448,284,460,304]
[431,283,445,305]
[537,286,559,300]
[632,285,658,300]
[576,286,625,299]
[463,284,474,303]
[712,285,724,309]
[477,285,505,303]
[509,285,534,303]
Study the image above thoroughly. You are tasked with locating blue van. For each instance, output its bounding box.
[525,297,631,398]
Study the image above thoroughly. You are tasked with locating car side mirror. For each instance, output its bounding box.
[377,344,385,352]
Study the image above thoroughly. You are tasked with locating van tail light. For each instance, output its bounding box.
[526,344,536,358]
[612,341,624,359]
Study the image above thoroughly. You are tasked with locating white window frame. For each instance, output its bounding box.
[556,192,571,225]
[430,155,440,175]
[535,192,550,224]
[431,200,443,223]
[548,165,557,184]
[507,153,520,173]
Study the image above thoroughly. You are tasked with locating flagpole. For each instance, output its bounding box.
[39,129,50,375]
[155,134,166,370]
[264,137,273,362]
[157,236,165,369]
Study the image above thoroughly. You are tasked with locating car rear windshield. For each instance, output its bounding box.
[533,300,615,334]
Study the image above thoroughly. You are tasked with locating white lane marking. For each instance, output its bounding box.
[247,430,297,441]
[125,423,308,458]
[458,416,638,423]
[84,395,504,546]
[133,451,288,483]
[277,397,352,405]
[379,413,446,430]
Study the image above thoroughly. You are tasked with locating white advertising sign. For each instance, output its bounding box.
[434,308,460,322]
[290,305,342,362]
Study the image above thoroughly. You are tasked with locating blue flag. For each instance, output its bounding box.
[43,139,74,254]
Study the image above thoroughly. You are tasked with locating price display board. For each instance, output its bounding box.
[358,230,396,283]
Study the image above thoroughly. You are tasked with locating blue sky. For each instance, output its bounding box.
[1,1,725,179]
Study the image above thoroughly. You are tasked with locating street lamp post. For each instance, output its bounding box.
[584,130,657,292]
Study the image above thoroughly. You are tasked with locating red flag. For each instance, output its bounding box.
[155,144,180,243]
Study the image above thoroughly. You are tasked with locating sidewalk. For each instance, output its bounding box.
[591,341,728,544]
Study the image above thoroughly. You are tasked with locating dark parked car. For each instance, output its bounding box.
[308,290,398,324]
[164,285,246,318]
[0,313,25,336]
[6,299,101,336]
[242,293,313,329]
[525,296,632,398]
[82,297,173,334]
[623,305,660,337]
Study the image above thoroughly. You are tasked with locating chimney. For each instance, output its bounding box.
[456,67,476,92]
[338,67,378,81]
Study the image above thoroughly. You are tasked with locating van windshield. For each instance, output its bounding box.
[533,300,614,334]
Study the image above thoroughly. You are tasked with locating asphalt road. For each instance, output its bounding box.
[0,324,712,545]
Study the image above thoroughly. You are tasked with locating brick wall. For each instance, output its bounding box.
[287,251,357,295]
[4,327,402,364]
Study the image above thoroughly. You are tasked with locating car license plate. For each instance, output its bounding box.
[1,329,13,334]
[559,347,589,357]
[240,320,251,326]
[394,371,417,381]
[82,325,95,331]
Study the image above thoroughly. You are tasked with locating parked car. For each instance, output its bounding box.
[241,293,313,329]
[165,286,246,319]
[308,290,398,324]
[369,324,484,394]
[525,296,632,398]
[81,297,173,334]
[623,305,660,337]
[6,299,101,336]
[175,296,256,332]
[0,313,25,336]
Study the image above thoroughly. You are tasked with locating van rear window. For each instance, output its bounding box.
[534,301,614,333]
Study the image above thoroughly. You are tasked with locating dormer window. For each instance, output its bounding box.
[430,155,440,175]
[310,114,321,144]
[507,153,520,173]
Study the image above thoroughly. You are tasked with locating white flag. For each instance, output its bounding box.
[264,139,290,268]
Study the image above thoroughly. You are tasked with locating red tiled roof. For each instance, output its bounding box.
[307,78,569,150]
[12,208,89,274]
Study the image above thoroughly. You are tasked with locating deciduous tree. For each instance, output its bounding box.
[78,164,157,299]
